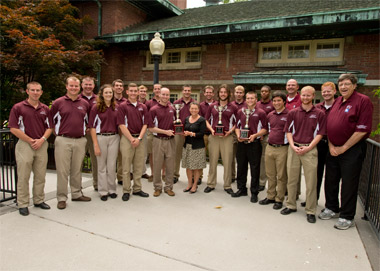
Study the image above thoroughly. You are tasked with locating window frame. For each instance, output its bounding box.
[145,47,202,70]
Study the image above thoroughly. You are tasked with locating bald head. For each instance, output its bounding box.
[286,79,299,97]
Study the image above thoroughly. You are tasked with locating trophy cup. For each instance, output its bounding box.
[174,104,184,135]
[240,108,251,140]
[215,105,225,136]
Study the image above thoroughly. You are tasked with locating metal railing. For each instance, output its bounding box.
[0,129,92,203]
[358,138,380,240]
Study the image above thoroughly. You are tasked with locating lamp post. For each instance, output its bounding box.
[149,32,165,84]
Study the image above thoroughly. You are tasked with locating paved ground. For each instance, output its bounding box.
[0,165,376,270]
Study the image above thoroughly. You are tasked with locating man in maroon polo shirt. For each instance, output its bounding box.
[138,84,151,180]
[315,82,336,201]
[281,86,326,224]
[319,74,373,230]
[173,85,194,184]
[50,76,92,210]
[204,84,238,195]
[80,76,98,191]
[259,91,289,210]
[118,83,149,201]
[285,79,302,110]
[138,85,148,104]
[148,87,176,197]
[256,85,275,192]
[232,91,268,203]
[9,81,53,216]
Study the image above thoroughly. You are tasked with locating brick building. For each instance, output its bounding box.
[72,0,379,136]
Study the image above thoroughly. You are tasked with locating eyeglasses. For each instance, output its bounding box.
[338,82,353,87]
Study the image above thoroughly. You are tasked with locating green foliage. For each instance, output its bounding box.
[0,0,106,126]
[371,86,380,137]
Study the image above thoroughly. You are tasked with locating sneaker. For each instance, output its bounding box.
[318,208,339,220]
[334,218,355,230]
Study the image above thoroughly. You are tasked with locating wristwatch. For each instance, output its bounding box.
[138,137,142,141]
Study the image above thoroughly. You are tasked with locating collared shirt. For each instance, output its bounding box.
[327,91,373,146]
[199,100,214,117]
[146,98,159,111]
[173,97,194,123]
[80,93,97,107]
[315,101,333,118]
[117,100,148,135]
[148,103,176,137]
[205,101,237,133]
[286,93,302,110]
[267,108,289,145]
[88,104,119,133]
[284,106,326,144]
[9,100,51,139]
[115,96,127,105]
[50,95,90,137]
[236,106,268,137]
[231,100,247,111]
[257,100,275,115]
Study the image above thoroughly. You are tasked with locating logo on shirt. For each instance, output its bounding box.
[280,117,287,122]
[309,114,317,119]
[253,113,258,117]
[138,107,144,111]
[357,125,367,129]
[345,105,352,113]
[40,111,47,115]
[266,106,272,109]
[77,106,84,110]
[169,110,173,113]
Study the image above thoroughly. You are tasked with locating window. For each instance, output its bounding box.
[258,38,344,65]
[186,51,201,63]
[167,52,181,63]
[146,47,201,70]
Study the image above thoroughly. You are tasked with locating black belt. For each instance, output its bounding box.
[241,138,260,144]
[97,133,117,136]
[59,135,84,139]
[131,134,140,137]
[294,142,310,147]
[154,135,174,140]
[269,143,289,147]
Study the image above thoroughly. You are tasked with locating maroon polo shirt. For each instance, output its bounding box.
[117,100,148,135]
[205,101,238,133]
[200,100,214,117]
[9,100,51,139]
[173,97,194,123]
[148,103,176,137]
[50,95,90,137]
[257,100,275,115]
[327,91,373,146]
[286,93,302,110]
[284,106,326,144]
[80,93,97,107]
[315,101,334,118]
[115,97,127,105]
[231,100,247,111]
[267,108,289,145]
[236,106,268,135]
[88,104,119,133]
[146,98,159,111]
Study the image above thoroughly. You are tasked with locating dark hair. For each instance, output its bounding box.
[261,85,271,92]
[272,91,287,104]
[183,84,192,90]
[338,73,358,85]
[96,84,116,112]
[217,84,231,102]
[112,79,124,87]
[190,102,200,109]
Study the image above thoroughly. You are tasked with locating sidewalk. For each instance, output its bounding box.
[0,165,374,270]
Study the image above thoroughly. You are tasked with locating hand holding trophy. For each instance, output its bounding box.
[240,108,251,140]
[215,105,225,136]
[174,104,184,135]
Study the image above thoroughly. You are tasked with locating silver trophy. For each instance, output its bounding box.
[215,105,225,136]
[174,104,184,134]
[240,108,251,140]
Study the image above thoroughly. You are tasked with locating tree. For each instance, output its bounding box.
[0,0,106,125]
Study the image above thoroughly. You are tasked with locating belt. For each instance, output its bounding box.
[269,143,289,147]
[154,135,174,140]
[97,133,117,136]
[59,134,84,139]
[131,134,140,137]
[241,138,260,144]
[294,142,310,147]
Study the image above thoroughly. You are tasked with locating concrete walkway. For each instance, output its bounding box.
[0,165,375,270]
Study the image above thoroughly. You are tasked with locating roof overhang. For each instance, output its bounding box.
[125,0,183,19]
[233,70,368,85]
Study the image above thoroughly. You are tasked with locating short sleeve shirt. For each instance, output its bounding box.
[199,100,214,117]
[267,109,289,145]
[173,97,194,123]
[205,102,237,133]
[80,93,97,107]
[88,104,119,133]
[115,97,127,105]
[148,103,176,137]
[146,98,159,111]
[257,100,275,115]
[286,93,302,110]
[236,107,268,137]
[117,100,148,134]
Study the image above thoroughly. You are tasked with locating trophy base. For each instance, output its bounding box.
[215,125,224,136]
[174,124,184,135]
[240,129,250,140]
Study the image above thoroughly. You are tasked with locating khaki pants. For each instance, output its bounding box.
[15,140,48,208]
[55,136,87,202]
[286,146,318,214]
[152,137,175,191]
[120,136,146,193]
[259,134,268,186]
[116,149,123,182]
[85,133,98,188]
[96,134,119,196]
[232,133,237,179]
[207,134,233,189]
[174,134,185,179]
[265,145,288,202]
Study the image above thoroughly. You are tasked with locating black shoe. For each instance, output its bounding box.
[100,195,108,201]
[301,201,306,207]
[280,208,297,215]
[197,178,202,185]
[122,193,130,201]
[258,185,265,191]
[273,202,283,210]
[117,180,123,185]
[204,186,215,193]
[109,193,117,199]
[132,191,149,197]
[19,207,29,216]
[231,189,248,198]
[307,214,316,223]
[94,187,98,191]
[259,198,275,205]
[224,188,234,195]
[250,194,258,203]
[34,202,51,209]
[173,177,179,184]
[231,178,237,183]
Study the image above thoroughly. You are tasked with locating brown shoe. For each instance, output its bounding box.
[141,174,150,179]
[57,201,66,209]
[153,190,162,197]
[165,190,175,196]
[72,195,91,202]
[148,176,153,182]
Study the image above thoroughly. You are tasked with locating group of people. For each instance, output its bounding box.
[9,73,373,230]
